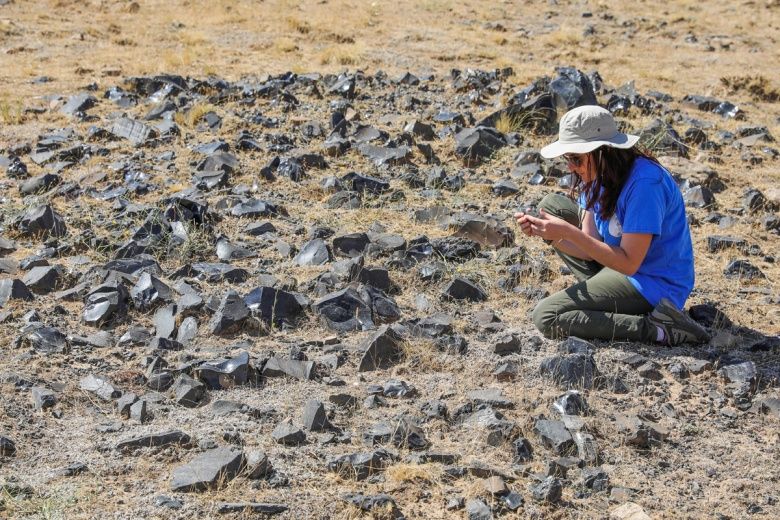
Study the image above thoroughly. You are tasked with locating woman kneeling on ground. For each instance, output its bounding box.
[515,105,710,345]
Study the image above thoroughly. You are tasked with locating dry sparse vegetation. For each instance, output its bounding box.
[0,1,778,519]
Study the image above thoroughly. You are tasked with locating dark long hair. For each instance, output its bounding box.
[573,146,659,220]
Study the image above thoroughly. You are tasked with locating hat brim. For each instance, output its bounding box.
[540,133,640,159]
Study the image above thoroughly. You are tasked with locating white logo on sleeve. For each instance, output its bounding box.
[608,215,623,237]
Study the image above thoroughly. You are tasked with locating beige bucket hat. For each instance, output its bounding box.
[540,105,640,158]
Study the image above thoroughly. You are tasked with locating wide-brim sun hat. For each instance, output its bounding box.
[540,105,640,159]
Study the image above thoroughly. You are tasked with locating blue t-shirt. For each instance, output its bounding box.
[578,157,695,308]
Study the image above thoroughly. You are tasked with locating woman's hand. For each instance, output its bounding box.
[513,211,534,237]
[515,209,572,241]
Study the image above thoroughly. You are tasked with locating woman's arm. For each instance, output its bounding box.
[518,209,653,276]
[550,209,600,260]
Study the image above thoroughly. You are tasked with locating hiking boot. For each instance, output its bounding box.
[648,298,711,345]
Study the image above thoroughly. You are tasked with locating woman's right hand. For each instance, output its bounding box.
[514,212,534,237]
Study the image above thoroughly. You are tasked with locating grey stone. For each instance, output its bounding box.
[170,447,245,492]
[176,317,198,344]
[574,431,599,464]
[531,476,563,502]
[208,291,250,336]
[116,430,191,450]
[131,273,172,311]
[130,400,149,423]
[615,414,668,448]
[553,390,588,415]
[454,126,505,167]
[707,235,747,253]
[14,205,67,238]
[467,388,514,409]
[0,436,16,456]
[272,420,306,446]
[582,467,610,491]
[0,279,34,306]
[61,93,97,115]
[512,437,533,462]
[153,495,183,510]
[195,352,251,389]
[173,374,206,408]
[83,283,129,327]
[176,263,249,283]
[340,172,390,195]
[462,407,515,446]
[20,173,60,195]
[503,491,524,510]
[216,237,255,261]
[21,266,63,294]
[215,503,288,515]
[758,398,780,417]
[358,325,403,372]
[80,374,121,401]
[465,498,493,519]
[313,287,373,332]
[533,419,574,455]
[327,449,392,480]
[112,117,157,144]
[262,357,315,381]
[724,259,765,280]
[32,386,57,411]
[493,333,521,355]
[293,238,331,266]
[244,286,305,325]
[540,353,598,389]
[357,143,412,167]
[442,277,487,302]
[116,392,138,417]
[302,400,332,432]
[719,361,757,386]
[245,451,273,479]
[329,393,359,408]
[332,233,370,258]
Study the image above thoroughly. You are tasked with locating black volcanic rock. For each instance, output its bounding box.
[0,279,34,306]
[454,127,505,166]
[208,290,250,336]
[442,277,487,302]
[195,352,251,389]
[539,353,598,390]
[244,286,306,325]
[313,287,374,332]
[14,205,67,238]
[358,325,404,372]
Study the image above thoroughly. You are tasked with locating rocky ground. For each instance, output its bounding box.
[0,1,779,519]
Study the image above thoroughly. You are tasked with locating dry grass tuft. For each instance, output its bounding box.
[720,75,779,102]
[540,25,583,47]
[399,337,450,372]
[274,37,300,54]
[174,102,219,128]
[161,47,196,72]
[386,462,441,484]
[286,16,311,34]
[0,97,25,125]
[318,44,365,66]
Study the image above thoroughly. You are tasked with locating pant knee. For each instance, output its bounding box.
[532,299,558,339]
[538,193,567,218]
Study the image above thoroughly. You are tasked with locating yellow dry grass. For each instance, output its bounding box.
[0,2,778,520]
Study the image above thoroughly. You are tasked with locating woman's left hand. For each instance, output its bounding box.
[520,209,572,241]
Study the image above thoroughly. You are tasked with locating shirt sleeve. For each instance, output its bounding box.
[620,173,666,235]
